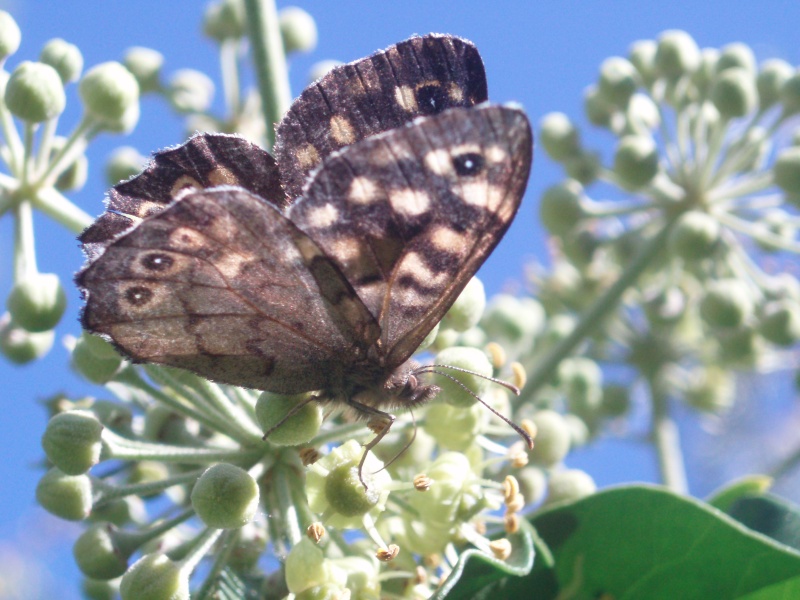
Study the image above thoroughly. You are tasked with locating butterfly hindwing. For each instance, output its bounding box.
[78,187,379,393]
[289,104,532,365]
[80,133,285,261]
[274,34,488,201]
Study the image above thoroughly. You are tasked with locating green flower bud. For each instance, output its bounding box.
[774,146,800,195]
[203,0,246,42]
[539,179,584,236]
[600,384,631,417]
[280,6,318,54]
[72,334,123,384]
[120,553,188,600]
[756,210,797,252]
[106,146,146,185]
[0,313,53,363]
[539,112,580,161]
[613,135,659,188]
[558,357,603,418]
[168,69,213,113]
[6,273,66,332]
[128,461,169,498]
[256,392,322,445]
[628,39,657,85]
[226,522,268,572]
[82,578,119,600]
[433,346,492,407]
[598,56,638,107]
[443,277,485,332]
[36,467,93,521]
[780,71,800,114]
[42,410,104,475]
[417,321,439,351]
[655,30,700,79]
[308,60,342,83]
[732,126,771,172]
[544,469,596,506]
[306,440,390,529]
[433,326,459,350]
[80,332,121,360]
[564,150,601,185]
[690,49,719,97]
[481,295,545,345]
[191,463,259,528]
[668,210,720,260]
[528,410,571,467]
[625,93,660,135]
[584,84,616,128]
[759,299,800,346]
[423,402,483,451]
[123,47,163,94]
[700,279,754,329]
[89,495,146,527]
[645,287,687,327]
[410,452,475,525]
[80,62,139,126]
[716,42,756,76]
[685,366,735,412]
[5,61,65,123]
[40,38,83,84]
[712,67,757,118]
[757,59,794,109]
[74,523,129,579]
[516,466,547,506]
[538,314,577,350]
[55,151,87,191]
[718,327,761,367]
[285,538,347,594]
[0,11,20,60]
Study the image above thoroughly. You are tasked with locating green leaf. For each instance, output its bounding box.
[726,494,800,552]
[523,485,800,599]
[707,475,773,512]
[434,519,535,600]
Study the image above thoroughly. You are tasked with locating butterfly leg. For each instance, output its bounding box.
[346,397,396,489]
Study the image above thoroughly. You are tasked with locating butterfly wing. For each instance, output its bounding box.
[274,34,487,201]
[289,104,533,366]
[78,187,379,393]
[81,133,285,261]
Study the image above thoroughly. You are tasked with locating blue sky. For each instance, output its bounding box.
[3,1,800,596]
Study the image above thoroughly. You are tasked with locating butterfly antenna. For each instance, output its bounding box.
[373,409,418,475]
[418,368,533,449]
[418,364,521,395]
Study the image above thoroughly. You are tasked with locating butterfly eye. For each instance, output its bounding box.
[452,152,485,176]
[416,83,449,114]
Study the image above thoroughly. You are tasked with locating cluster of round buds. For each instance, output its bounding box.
[44,276,547,597]
[533,29,800,421]
[0,11,141,363]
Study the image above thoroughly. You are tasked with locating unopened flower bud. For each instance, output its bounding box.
[668,211,720,260]
[433,346,493,407]
[257,392,322,445]
[74,523,130,580]
[105,146,146,185]
[123,47,163,94]
[774,146,800,195]
[203,0,245,42]
[444,277,485,332]
[654,30,700,79]
[40,38,83,84]
[191,463,260,528]
[72,334,122,384]
[685,366,735,412]
[168,69,214,114]
[758,299,800,347]
[42,410,104,475]
[540,112,580,161]
[528,410,571,467]
[598,56,637,107]
[690,48,719,95]
[700,279,754,329]
[120,553,188,600]
[0,11,20,61]
[280,6,317,54]
[0,313,53,363]
[711,67,757,118]
[628,39,657,85]
[539,179,584,236]
[5,61,65,122]
[36,467,93,521]
[716,42,756,76]
[613,135,659,188]
[757,59,794,109]
[564,150,601,185]
[544,469,596,505]
[584,84,616,128]
[80,62,139,126]
[6,273,66,332]
[780,71,800,114]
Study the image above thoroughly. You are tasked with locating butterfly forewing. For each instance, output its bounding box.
[274,34,488,201]
[289,104,532,365]
[80,133,285,261]
[78,187,379,393]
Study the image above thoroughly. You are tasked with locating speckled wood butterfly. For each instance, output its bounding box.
[77,34,533,468]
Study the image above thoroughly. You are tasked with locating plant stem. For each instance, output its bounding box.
[648,375,688,493]
[521,217,678,403]
[244,0,292,148]
[33,186,93,233]
[13,199,37,281]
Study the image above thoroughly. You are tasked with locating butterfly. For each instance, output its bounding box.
[77,34,533,475]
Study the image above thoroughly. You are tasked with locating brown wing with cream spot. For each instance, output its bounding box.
[77,188,379,393]
[80,133,285,260]
[274,33,487,202]
[289,104,532,366]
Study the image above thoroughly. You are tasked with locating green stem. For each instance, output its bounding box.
[94,469,203,505]
[13,200,37,281]
[520,217,678,403]
[648,375,688,493]
[179,527,224,575]
[194,529,239,600]
[102,428,264,464]
[272,461,303,547]
[35,116,58,175]
[717,211,800,253]
[220,38,242,119]
[36,115,100,188]
[33,186,93,232]
[0,86,23,175]
[20,122,34,188]
[244,0,292,148]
